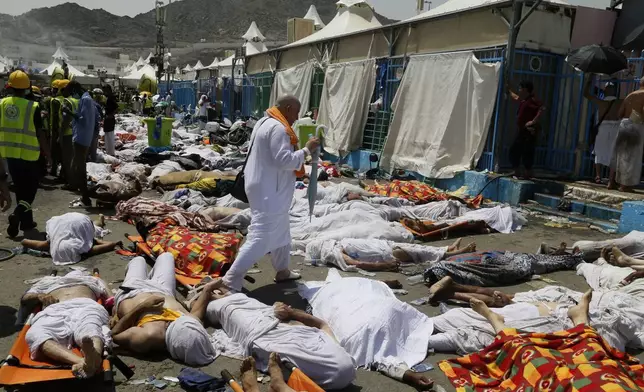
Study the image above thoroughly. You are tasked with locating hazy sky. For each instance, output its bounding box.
[4,0,614,20]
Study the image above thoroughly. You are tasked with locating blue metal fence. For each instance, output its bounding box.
[158,81,196,110]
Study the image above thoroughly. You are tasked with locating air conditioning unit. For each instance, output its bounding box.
[287,18,314,44]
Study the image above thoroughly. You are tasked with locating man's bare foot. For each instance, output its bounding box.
[600,247,610,261]
[470,298,506,333]
[493,291,512,306]
[554,242,567,255]
[610,247,631,267]
[619,186,634,193]
[240,357,260,392]
[539,243,550,255]
[427,276,453,305]
[568,290,591,326]
[607,181,618,190]
[73,337,102,379]
[268,353,295,392]
[462,242,476,253]
[447,238,462,252]
[402,370,434,391]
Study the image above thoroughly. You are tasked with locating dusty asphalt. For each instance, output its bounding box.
[0,183,629,392]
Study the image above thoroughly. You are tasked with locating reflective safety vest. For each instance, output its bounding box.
[0,96,40,161]
[61,97,79,136]
[144,98,153,109]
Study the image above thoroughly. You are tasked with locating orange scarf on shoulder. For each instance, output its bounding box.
[266,106,306,177]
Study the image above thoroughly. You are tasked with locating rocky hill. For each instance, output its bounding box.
[0,0,397,47]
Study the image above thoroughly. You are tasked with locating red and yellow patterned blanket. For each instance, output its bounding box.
[364,180,447,204]
[439,325,644,392]
[146,222,243,278]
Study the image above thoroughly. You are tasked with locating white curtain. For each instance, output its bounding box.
[381,52,501,179]
[269,61,315,118]
[317,59,376,156]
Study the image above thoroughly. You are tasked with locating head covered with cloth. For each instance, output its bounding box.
[165,315,217,366]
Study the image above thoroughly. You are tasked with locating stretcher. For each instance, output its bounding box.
[400,218,491,241]
[122,234,254,291]
[0,270,133,388]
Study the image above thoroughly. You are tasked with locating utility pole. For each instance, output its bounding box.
[504,0,543,86]
[153,0,171,89]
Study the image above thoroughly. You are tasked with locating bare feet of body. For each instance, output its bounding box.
[268,353,295,392]
[72,337,102,379]
[240,357,260,392]
[470,298,506,333]
[447,239,462,252]
[601,247,610,261]
[402,371,434,391]
[567,290,591,326]
[610,247,631,267]
[427,276,452,304]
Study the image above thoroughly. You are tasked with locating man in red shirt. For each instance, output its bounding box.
[508,81,545,179]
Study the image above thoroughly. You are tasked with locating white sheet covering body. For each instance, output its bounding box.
[381,51,501,178]
[206,293,355,390]
[299,269,434,369]
[612,117,644,186]
[318,59,376,156]
[46,213,96,265]
[593,120,620,166]
[269,62,315,118]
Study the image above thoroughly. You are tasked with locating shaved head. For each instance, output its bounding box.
[276,94,300,108]
[275,94,301,125]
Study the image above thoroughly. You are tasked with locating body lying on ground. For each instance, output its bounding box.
[439,290,644,391]
[21,212,121,266]
[187,280,356,390]
[111,253,216,366]
[305,237,475,271]
[21,270,111,378]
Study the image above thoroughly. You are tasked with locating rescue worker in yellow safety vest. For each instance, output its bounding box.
[60,80,80,189]
[49,79,72,181]
[0,70,47,237]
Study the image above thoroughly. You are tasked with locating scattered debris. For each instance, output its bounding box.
[409,297,430,306]
[407,274,425,285]
[392,289,408,296]
[411,363,433,372]
[247,269,262,274]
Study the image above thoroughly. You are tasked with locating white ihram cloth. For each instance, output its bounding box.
[299,269,434,369]
[206,293,355,390]
[46,213,96,265]
[26,270,109,299]
[25,298,110,359]
[305,238,447,270]
[611,116,644,186]
[223,117,307,291]
[573,231,644,261]
[114,253,216,366]
[593,120,620,166]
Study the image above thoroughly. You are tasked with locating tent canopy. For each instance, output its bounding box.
[244,41,268,56]
[52,47,69,61]
[193,60,205,70]
[182,64,193,72]
[242,21,266,42]
[123,64,156,80]
[206,57,220,69]
[40,60,88,77]
[135,56,146,67]
[304,4,326,28]
[145,52,154,63]
[405,0,570,22]
[283,0,381,47]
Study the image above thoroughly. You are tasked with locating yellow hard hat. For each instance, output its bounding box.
[31,86,41,94]
[57,79,70,89]
[8,70,31,90]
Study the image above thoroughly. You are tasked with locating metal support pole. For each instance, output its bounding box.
[504,0,524,87]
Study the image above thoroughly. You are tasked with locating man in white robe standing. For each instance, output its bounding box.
[223,95,320,291]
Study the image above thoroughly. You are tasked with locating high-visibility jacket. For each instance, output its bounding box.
[144,98,153,109]
[61,97,79,136]
[0,96,40,161]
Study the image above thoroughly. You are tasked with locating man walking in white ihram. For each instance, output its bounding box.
[223,95,320,292]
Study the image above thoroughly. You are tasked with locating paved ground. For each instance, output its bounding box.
[0,184,628,392]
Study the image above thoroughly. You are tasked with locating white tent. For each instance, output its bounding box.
[40,59,88,77]
[304,4,326,29]
[217,55,244,78]
[242,21,266,42]
[122,64,156,80]
[52,47,69,61]
[284,0,381,47]
[244,40,268,56]
[193,60,205,70]
[175,66,181,75]
[145,52,154,64]
[182,64,193,72]
[406,0,570,22]
[0,61,7,73]
[206,57,220,69]
[135,56,146,67]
